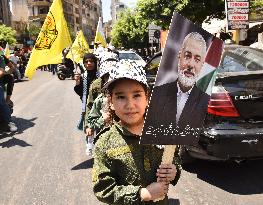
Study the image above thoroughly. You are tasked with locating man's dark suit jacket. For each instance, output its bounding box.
[141,80,210,145]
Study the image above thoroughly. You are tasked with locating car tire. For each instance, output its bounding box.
[179,145,195,164]
[57,73,66,80]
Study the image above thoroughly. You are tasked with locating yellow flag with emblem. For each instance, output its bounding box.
[94,17,107,48]
[66,30,90,64]
[4,42,10,59]
[25,0,72,79]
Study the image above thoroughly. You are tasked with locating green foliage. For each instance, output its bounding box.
[137,0,225,29]
[111,9,150,49]
[0,24,17,46]
[250,0,263,9]
[106,36,111,44]
[181,0,225,25]
[28,24,41,37]
[21,24,41,40]
[137,0,189,30]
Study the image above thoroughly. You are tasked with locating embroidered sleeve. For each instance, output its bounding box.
[92,139,144,205]
[87,96,104,132]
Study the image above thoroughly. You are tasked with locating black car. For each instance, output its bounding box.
[144,46,263,163]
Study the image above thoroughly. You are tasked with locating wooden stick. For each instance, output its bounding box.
[154,145,177,202]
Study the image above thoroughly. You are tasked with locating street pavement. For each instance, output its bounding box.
[0,70,263,205]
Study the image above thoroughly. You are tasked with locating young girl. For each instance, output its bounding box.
[92,60,181,204]
[74,53,97,154]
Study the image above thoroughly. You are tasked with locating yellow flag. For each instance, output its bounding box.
[25,0,72,79]
[66,30,90,64]
[94,17,107,48]
[4,42,10,59]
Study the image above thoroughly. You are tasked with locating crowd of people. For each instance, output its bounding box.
[0,46,30,132]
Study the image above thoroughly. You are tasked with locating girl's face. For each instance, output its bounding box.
[84,58,95,70]
[110,79,148,134]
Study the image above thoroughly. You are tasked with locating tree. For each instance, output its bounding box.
[20,24,41,43]
[137,0,225,29]
[28,24,41,38]
[0,24,17,46]
[250,0,263,9]
[111,9,150,49]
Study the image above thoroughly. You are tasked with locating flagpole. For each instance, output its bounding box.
[69,46,79,74]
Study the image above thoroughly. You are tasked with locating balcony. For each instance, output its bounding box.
[28,14,47,22]
[28,0,51,7]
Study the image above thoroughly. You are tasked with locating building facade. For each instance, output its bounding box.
[11,0,29,35]
[81,0,102,43]
[63,0,81,34]
[104,20,112,40]
[27,0,52,27]
[10,0,102,43]
[0,0,12,26]
[110,0,126,24]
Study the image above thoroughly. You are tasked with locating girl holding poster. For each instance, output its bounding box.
[92,60,181,204]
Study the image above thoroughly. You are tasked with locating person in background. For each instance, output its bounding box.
[74,53,98,134]
[84,51,119,156]
[0,66,17,132]
[9,49,22,81]
[0,50,16,106]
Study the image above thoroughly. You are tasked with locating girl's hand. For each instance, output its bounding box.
[156,164,177,184]
[140,182,169,201]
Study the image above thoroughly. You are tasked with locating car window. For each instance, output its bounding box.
[145,55,161,75]
[119,52,141,60]
[218,49,263,73]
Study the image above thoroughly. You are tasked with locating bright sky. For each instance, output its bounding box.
[102,0,138,22]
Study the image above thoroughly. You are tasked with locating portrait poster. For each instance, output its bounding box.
[140,11,224,145]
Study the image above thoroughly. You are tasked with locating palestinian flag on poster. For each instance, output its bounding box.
[196,38,224,95]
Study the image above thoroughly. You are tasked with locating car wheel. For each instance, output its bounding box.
[179,145,195,164]
[57,73,66,80]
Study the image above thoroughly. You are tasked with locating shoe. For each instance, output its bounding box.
[6,100,14,107]
[86,148,93,157]
[8,122,17,132]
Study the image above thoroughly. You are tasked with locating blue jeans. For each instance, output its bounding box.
[0,85,11,123]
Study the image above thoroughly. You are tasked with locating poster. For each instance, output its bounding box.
[140,11,224,145]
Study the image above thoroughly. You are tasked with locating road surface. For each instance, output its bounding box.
[0,70,262,205]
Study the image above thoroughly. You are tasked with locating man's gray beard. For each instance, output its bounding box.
[178,69,198,88]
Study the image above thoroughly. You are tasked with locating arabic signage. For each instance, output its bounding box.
[148,24,161,43]
[225,0,250,30]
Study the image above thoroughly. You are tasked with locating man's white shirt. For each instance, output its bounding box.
[176,82,193,123]
[9,55,20,65]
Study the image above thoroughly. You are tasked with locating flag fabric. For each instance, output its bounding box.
[94,17,107,48]
[66,30,89,64]
[4,43,10,59]
[196,38,224,95]
[25,0,72,79]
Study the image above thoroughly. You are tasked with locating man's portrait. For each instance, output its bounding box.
[141,12,223,145]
